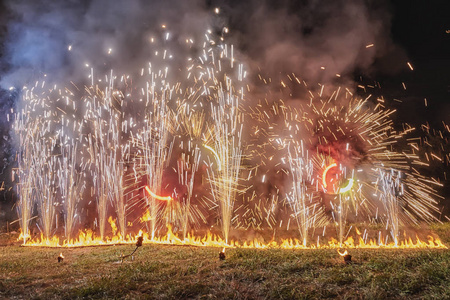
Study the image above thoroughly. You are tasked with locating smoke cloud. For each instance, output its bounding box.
[0,0,212,88]
[0,0,405,90]
[220,0,406,89]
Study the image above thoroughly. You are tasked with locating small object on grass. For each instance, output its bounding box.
[136,236,143,247]
[343,254,352,264]
[58,252,64,263]
[120,235,144,263]
[219,248,226,260]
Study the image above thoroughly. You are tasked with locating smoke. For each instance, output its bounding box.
[0,0,406,90]
[0,0,212,89]
[217,0,406,90]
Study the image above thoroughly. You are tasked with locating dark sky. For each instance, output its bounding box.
[384,0,450,125]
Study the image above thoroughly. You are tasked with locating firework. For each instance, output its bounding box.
[287,141,327,246]
[176,145,203,239]
[201,50,245,243]
[14,104,38,244]
[58,137,86,242]
[249,80,443,245]
[11,20,445,250]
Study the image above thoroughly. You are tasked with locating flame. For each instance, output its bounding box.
[145,186,172,201]
[108,216,117,236]
[18,230,31,244]
[139,210,152,223]
[59,252,64,259]
[17,223,447,250]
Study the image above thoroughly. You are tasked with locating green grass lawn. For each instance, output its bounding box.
[1,224,449,299]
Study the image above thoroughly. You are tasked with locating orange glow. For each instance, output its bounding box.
[145,186,172,201]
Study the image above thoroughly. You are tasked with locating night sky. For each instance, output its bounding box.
[387,0,450,124]
[0,0,449,224]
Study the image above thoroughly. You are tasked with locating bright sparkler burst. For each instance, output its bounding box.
[250,79,443,244]
[11,16,446,250]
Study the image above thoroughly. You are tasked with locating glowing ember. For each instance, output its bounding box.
[219,247,226,260]
[338,249,352,263]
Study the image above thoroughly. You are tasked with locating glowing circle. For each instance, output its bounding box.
[322,163,354,194]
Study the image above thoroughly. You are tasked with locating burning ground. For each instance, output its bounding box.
[1,223,450,299]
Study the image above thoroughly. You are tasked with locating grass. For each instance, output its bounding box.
[0,224,449,299]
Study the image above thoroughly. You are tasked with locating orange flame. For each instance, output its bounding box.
[108,217,118,237]
[139,210,152,223]
[17,223,447,250]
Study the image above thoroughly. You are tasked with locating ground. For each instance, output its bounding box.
[1,223,450,299]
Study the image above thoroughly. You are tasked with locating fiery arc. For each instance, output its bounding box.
[339,179,354,193]
[322,163,354,194]
[204,144,221,171]
[322,163,337,189]
[145,186,172,201]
